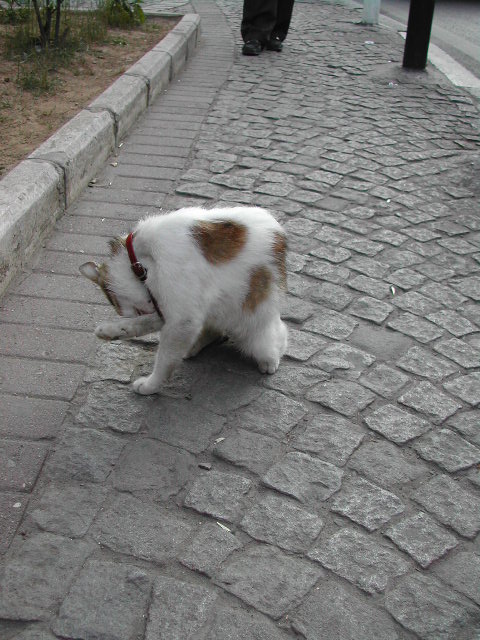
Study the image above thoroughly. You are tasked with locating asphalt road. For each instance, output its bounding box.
[373,0,480,79]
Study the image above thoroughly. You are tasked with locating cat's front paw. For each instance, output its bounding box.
[95,322,123,341]
[132,375,160,395]
[258,359,280,375]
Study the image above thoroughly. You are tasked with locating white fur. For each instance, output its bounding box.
[85,206,288,395]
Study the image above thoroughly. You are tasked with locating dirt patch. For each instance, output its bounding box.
[0,16,179,178]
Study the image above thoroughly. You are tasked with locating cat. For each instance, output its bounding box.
[80,206,288,395]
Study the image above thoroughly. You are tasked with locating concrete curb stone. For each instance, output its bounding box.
[0,12,200,299]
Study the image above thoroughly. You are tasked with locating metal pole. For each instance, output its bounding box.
[403,0,435,69]
[362,0,381,25]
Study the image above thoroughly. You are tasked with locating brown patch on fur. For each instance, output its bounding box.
[109,236,126,256]
[192,220,247,264]
[243,266,272,312]
[273,231,287,290]
[97,264,122,315]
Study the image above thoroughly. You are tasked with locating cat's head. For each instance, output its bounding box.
[80,237,156,318]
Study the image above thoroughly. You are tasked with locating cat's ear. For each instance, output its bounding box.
[79,261,100,283]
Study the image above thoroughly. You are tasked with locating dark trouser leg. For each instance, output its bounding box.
[241,0,278,43]
[272,0,295,41]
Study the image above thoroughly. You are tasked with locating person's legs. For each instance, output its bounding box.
[241,0,278,44]
[271,0,295,40]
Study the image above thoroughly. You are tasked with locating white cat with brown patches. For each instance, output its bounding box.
[80,206,288,395]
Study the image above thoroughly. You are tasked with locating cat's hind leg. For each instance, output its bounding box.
[241,313,288,375]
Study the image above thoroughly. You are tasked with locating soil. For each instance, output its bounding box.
[0,16,179,178]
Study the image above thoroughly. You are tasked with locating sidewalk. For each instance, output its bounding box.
[1,0,479,638]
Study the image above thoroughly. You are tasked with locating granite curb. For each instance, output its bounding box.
[0,12,200,299]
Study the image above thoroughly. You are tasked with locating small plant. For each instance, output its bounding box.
[0,0,30,24]
[101,0,144,28]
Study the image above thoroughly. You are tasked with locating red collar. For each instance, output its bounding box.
[125,232,163,320]
[125,232,148,282]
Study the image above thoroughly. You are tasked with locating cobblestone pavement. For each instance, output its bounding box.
[1,0,480,638]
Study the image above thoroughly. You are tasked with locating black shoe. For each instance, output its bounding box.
[242,39,263,56]
[266,36,283,52]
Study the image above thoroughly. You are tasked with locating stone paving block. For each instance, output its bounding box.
[434,337,480,369]
[263,363,329,396]
[0,532,94,620]
[309,244,351,263]
[384,512,458,568]
[399,381,462,422]
[179,521,242,576]
[0,356,85,400]
[415,261,455,281]
[84,340,155,384]
[53,560,152,640]
[8,627,57,640]
[240,492,323,553]
[30,483,108,538]
[380,248,424,269]
[412,428,480,472]
[364,404,431,443]
[303,260,350,284]
[184,470,252,522]
[426,309,477,337]
[293,413,365,467]
[0,394,68,440]
[0,324,95,363]
[452,275,480,300]
[306,379,376,416]
[146,576,217,640]
[308,528,410,594]
[412,475,480,538]
[0,439,49,492]
[291,580,401,640]
[45,426,125,483]
[391,291,443,315]
[232,389,307,438]
[448,411,480,446]
[92,493,193,562]
[0,492,27,554]
[420,282,468,308]
[190,368,263,414]
[385,573,480,640]
[311,343,376,379]
[347,275,391,299]
[75,381,151,434]
[347,255,389,278]
[331,474,404,531]
[433,551,480,606]
[443,371,480,406]
[302,308,358,339]
[349,440,427,488]
[262,451,343,504]
[438,236,477,254]
[213,428,282,475]
[359,364,409,398]
[217,544,323,619]
[308,281,353,310]
[145,396,225,454]
[285,328,326,361]
[113,439,195,499]
[387,312,444,343]
[397,345,459,381]
[388,268,426,290]
[342,237,383,257]
[443,372,480,405]
[203,605,292,640]
[282,296,317,323]
[348,295,394,324]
